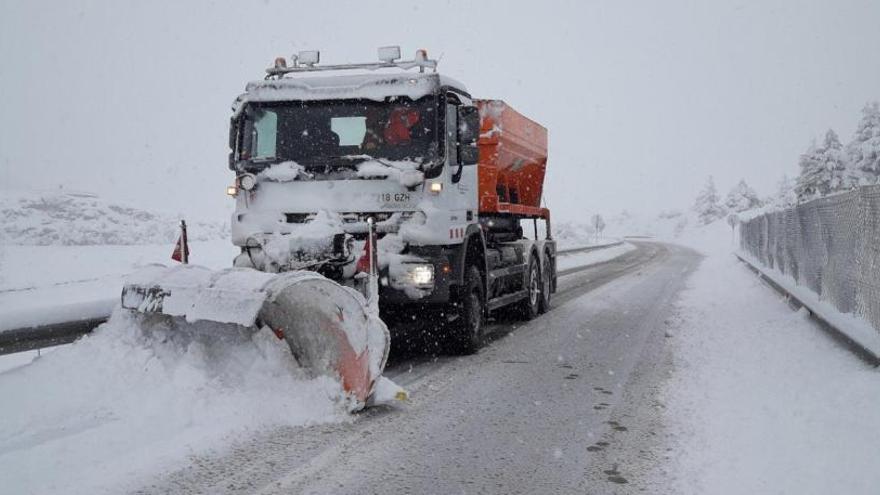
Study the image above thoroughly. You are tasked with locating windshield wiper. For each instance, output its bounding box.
[338,154,373,165]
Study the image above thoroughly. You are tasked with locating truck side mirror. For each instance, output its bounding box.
[228,118,238,170]
[457,106,480,165]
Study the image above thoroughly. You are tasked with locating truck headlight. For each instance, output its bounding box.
[238,173,257,191]
[407,264,434,286]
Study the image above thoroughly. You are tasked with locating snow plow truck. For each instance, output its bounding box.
[121,47,555,409]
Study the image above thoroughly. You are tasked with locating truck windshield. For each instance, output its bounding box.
[237,96,439,174]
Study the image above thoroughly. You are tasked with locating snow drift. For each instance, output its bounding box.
[0,309,349,495]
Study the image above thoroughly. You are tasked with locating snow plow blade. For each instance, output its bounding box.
[120,264,391,409]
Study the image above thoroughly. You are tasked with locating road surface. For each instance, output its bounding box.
[134,242,701,494]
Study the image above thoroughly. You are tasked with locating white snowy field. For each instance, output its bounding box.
[0,189,235,330]
[661,222,880,494]
[0,190,228,246]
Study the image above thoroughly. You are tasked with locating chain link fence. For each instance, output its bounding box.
[740,185,880,334]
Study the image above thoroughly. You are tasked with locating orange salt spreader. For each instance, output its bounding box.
[476,100,549,222]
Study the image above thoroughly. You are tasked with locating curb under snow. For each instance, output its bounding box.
[735,252,880,366]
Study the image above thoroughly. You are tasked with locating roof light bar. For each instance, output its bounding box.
[265,47,438,78]
[297,50,320,66]
[378,45,401,63]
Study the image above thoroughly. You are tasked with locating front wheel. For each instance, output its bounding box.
[450,266,484,354]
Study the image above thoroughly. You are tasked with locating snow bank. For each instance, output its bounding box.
[0,190,228,246]
[661,251,880,494]
[738,251,880,360]
[556,242,636,271]
[0,310,348,495]
[662,216,735,256]
[0,240,237,332]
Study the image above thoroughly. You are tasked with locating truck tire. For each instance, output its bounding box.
[516,255,540,320]
[451,266,484,354]
[538,251,552,314]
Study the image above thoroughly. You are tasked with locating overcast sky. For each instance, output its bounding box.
[1,0,878,223]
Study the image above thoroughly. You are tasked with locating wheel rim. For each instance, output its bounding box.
[529,265,539,307]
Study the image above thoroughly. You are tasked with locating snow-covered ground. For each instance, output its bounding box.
[553,220,623,250]
[0,189,235,328]
[6,185,877,493]
[0,202,640,494]
[0,189,235,330]
[0,311,348,495]
[660,220,880,494]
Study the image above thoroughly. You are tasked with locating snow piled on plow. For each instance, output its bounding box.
[0,310,348,495]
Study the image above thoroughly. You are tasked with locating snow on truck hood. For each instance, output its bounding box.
[257,159,425,188]
[231,72,467,116]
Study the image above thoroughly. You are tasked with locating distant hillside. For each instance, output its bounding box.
[0,190,228,246]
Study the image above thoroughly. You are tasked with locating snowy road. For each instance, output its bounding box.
[136,242,699,494]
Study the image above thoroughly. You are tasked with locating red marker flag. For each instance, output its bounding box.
[171,220,189,264]
[355,226,378,276]
[355,235,373,274]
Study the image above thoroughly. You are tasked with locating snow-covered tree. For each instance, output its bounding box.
[845,101,880,185]
[724,179,763,213]
[823,129,850,190]
[693,176,726,225]
[795,129,849,201]
[772,174,797,209]
[795,142,825,201]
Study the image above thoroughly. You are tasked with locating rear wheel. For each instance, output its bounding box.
[517,255,540,320]
[538,251,552,314]
[451,266,484,354]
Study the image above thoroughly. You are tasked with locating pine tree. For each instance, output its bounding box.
[846,101,880,185]
[773,174,797,209]
[693,176,726,225]
[795,140,826,201]
[724,179,763,213]
[795,129,849,201]
[822,129,850,190]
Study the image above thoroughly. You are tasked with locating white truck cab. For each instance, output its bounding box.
[227,48,555,353]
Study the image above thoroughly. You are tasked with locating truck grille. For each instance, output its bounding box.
[284,212,409,224]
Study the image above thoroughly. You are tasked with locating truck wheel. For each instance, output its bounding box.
[539,252,552,314]
[517,256,540,320]
[452,266,484,354]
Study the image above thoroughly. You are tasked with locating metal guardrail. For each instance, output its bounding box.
[557,240,624,255]
[0,317,109,355]
[0,241,628,356]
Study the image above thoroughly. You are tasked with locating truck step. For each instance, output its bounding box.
[487,290,528,311]
[487,264,525,284]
